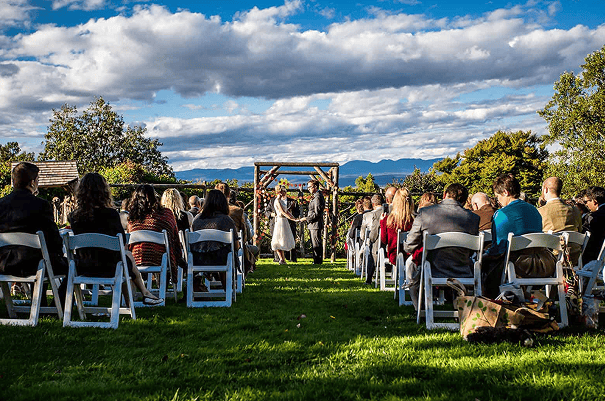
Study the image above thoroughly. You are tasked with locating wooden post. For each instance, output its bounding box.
[253,165,259,247]
[331,166,339,263]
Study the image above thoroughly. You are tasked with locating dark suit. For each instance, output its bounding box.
[307,191,325,264]
[582,207,605,263]
[404,198,480,307]
[0,189,67,277]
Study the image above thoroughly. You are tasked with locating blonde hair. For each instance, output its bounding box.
[161,188,185,216]
[387,187,414,229]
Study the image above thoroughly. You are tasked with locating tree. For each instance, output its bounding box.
[1,142,35,197]
[400,167,443,198]
[41,97,173,178]
[538,45,605,197]
[354,173,379,192]
[432,130,548,198]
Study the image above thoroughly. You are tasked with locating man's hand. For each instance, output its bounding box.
[299,217,307,223]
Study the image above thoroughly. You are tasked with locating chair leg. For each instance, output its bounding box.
[27,268,45,326]
[425,268,434,329]
[416,268,424,325]
[63,268,75,326]
[0,282,17,318]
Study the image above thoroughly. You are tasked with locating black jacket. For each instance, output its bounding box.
[307,191,325,230]
[0,189,66,276]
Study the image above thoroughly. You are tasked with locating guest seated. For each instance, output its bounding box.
[360,193,384,284]
[68,173,162,305]
[581,186,605,263]
[404,183,480,309]
[215,182,256,273]
[482,173,554,298]
[188,195,201,217]
[380,187,421,270]
[191,189,240,289]
[417,192,437,210]
[471,192,496,231]
[347,198,367,242]
[127,185,187,286]
[161,188,193,232]
[0,162,68,305]
[538,177,582,263]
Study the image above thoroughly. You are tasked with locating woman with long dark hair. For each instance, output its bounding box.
[127,185,187,285]
[191,189,240,289]
[68,173,163,305]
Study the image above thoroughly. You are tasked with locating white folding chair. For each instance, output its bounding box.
[417,231,484,330]
[346,236,356,272]
[353,229,363,276]
[375,228,384,288]
[576,238,605,308]
[63,233,135,329]
[0,231,63,326]
[396,231,413,306]
[502,232,568,327]
[561,231,590,271]
[127,230,169,307]
[185,229,235,307]
[379,229,398,292]
[235,230,245,295]
[359,228,371,280]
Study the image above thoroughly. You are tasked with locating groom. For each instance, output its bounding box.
[300,180,325,264]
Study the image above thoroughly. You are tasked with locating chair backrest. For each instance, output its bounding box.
[481,229,492,243]
[423,231,484,252]
[396,230,408,255]
[188,229,233,245]
[0,231,43,250]
[506,232,562,253]
[65,232,124,252]
[128,229,168,247]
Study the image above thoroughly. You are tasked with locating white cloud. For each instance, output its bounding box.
[0,0,35,29]
[51,0,107,11]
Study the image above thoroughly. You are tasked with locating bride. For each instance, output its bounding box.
[271,184,298,265]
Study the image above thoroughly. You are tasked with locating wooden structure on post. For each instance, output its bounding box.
[253,162,340,262]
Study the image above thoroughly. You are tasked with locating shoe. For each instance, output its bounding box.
[143,296,164,306]
[279,260,288,265]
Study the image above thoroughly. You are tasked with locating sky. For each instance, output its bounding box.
[1,0,604,172]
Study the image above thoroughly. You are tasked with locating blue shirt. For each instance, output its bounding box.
[487,199,543,255]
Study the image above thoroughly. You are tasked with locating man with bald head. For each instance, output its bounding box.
[384,186,397,213]
[471,192,496,231]
[538,177,581,233]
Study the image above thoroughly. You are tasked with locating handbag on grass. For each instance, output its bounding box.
[447,279,558,339]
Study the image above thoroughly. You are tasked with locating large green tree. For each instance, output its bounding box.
[538,45,605,197]
[40,97,173,178]
[432,130,548,198]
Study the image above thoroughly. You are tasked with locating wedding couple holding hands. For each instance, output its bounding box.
[271,180,325,265]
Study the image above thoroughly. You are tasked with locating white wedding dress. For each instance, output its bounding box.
[271,198,296,251]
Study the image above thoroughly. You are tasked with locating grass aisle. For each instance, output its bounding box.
[1,259,605,400]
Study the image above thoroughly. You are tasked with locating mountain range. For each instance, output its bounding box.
[175,158,440,187]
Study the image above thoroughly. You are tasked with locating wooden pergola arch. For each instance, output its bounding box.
[253,162,340,262]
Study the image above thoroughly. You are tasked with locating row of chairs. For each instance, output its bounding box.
[0,228,245,328]
[347,225,605,330]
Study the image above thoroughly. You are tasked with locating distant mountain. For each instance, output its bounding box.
[174,158,440,187]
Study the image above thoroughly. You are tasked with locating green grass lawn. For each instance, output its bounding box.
[1,259,605,400]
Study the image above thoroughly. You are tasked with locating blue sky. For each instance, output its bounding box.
[1,0,604,171]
